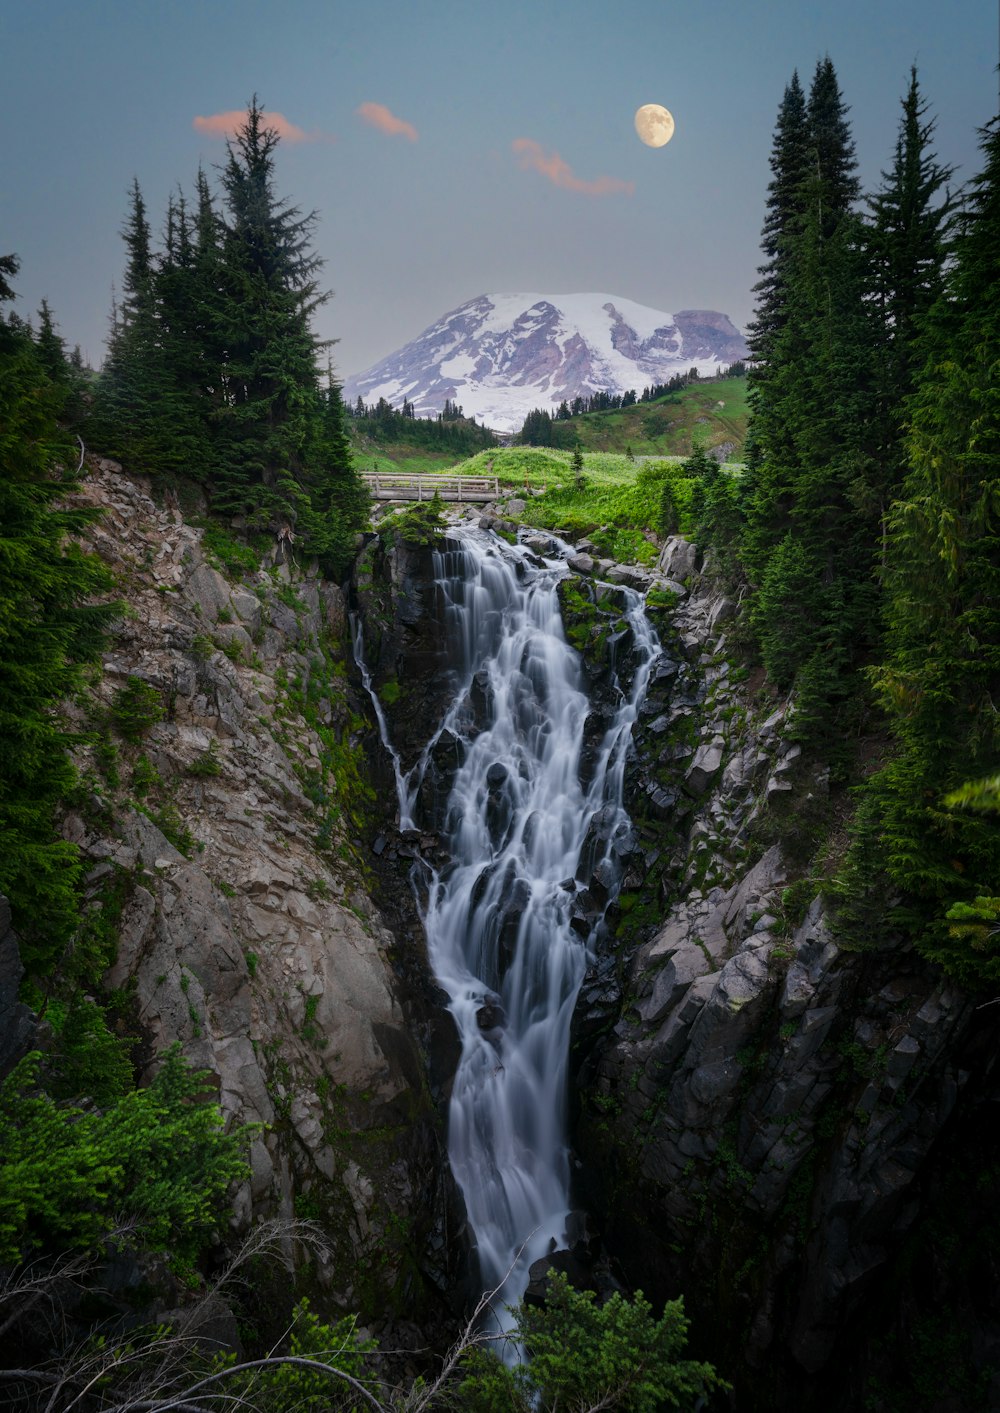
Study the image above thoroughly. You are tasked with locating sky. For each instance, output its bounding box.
[3,0,996,381]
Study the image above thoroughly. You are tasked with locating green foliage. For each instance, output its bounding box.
[0,1046,249,1263]
[131,753,161,797]
[45,995,134,1106]
[0,259,117,971]
[458,1270,725,1412]
[741,59,881,750]
[93,104,369,577]
[201,522,261,578]
[146,800,196,856]
[377,491,447,545]
[218,1297,378,1411]
[518,379,748,461]
[841,117,1000,984]
[110,675,165,741]
[943,774,1000,814]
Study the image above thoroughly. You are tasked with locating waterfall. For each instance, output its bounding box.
[358,529,659,1322]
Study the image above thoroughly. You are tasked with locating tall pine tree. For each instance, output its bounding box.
[741,59,877,746]
[865,68,954,539]
[849,116,1000,983]
[212,98,330,527]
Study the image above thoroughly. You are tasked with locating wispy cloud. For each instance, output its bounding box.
[512,138,634,197]
[355,101,418,142]
[193,108,333,143]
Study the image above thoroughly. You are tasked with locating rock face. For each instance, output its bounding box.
[342,292,748,432]
[569,547,1000,1411]
[68,462,455,1314]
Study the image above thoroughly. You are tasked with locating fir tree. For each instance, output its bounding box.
[93,179,167,468]
[0,260,116,973]
[299,368,370,576]
[746,71,811,375]
[805,55,860,232]
[741,59,878,745]
[212,97,330,527]
[850,116,1000,983]
[865,68,954,534]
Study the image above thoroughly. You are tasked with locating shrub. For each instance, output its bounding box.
[110,676,165,742]
[0,1046,249,1262]
[458,1269,726,1412]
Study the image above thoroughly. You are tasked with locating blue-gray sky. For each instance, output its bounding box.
[3,0,996,379]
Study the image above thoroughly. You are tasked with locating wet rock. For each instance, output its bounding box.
[476,997,505,1032]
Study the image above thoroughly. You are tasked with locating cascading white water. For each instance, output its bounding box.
[357,529,659,1322]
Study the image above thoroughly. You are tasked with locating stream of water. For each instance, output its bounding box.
[357,529,659,1322]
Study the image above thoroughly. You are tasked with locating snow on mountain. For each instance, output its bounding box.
[341,293,748,433]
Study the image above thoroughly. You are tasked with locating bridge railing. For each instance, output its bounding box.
[361,473,500,502]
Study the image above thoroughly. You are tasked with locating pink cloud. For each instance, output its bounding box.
[193,109,332,143]
[512,138,634,197]
[356,101,418,142]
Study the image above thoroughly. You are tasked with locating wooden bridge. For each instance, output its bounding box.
[361,472,499,503]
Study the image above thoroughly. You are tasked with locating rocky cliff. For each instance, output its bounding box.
[63,461,457,1319]
[562,538,1000,1411]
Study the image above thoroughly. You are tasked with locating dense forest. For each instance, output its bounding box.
[0,55,998,1411]
[667,60,1000,990]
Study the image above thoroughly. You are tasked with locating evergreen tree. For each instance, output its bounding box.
[34,298,88,426]
[520,408,553,446]
[865,68,954,536]
[299,368,370,576]
[746,71,811,376]
[805,55,860,231]
[741,59,878,746]
[212,97,329,527]
[0,259,115,973]
[848,117,1000,983]
[153,189,216,474]
[93,179,167,468]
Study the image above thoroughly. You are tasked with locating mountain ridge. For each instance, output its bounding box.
[342,292,748,432]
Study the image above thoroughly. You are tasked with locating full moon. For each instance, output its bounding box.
[634,103,675,148]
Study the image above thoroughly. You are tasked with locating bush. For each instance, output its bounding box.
[0,1046,249,1262]
[458,1270,726,1412]
[110,676,165,742]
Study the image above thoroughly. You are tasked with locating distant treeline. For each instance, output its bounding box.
[347,393,497,456]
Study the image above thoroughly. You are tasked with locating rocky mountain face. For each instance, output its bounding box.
[557,536,1000,1411]
[44,461,461,1321]
[341,293,748,433]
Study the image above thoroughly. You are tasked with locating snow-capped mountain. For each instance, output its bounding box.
[342,293,748,433]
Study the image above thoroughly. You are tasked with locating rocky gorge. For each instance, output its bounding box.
[9,461,999,1408]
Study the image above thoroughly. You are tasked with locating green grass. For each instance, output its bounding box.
[350,377,748,469]
[560,377,748,458]
[451,449,669,554]
[354,447,466,475]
